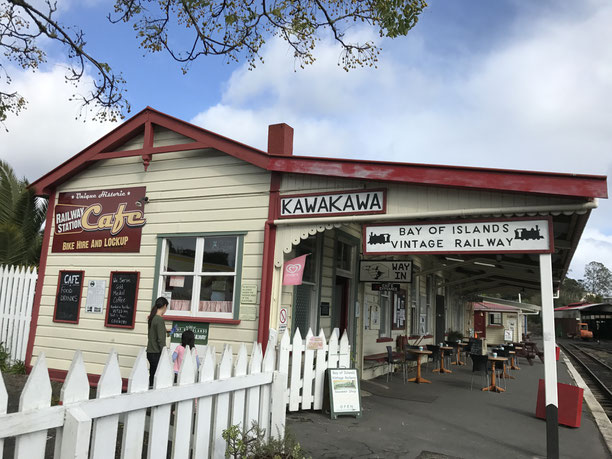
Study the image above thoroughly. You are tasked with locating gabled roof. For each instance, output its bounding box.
[30,107,609,199]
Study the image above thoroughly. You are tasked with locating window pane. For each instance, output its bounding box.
[199,276,234,313]
[202,237,237,272]
[165,237,196,272]
[336,241,352,271]
[163,275,194,311]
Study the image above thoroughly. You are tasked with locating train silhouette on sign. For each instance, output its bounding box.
[368,232,391,245]
[514,225,544,241]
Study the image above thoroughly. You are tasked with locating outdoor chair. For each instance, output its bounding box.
[426,344,441,372]
[470,353,489,391]
[404,345,425,375]
[386,346,405,383]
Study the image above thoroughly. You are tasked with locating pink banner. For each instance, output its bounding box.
[283,254,309,285]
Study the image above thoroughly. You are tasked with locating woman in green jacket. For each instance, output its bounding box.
[147,297,169,387]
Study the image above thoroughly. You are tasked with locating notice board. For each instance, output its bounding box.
[105,271,140,329]
[53,270,84,324]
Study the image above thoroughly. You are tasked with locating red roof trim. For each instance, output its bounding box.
[29,107,609,200]
[269,156,608,198]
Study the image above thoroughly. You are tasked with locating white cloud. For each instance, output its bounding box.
[190,1,612,277]
[0,65,117,182]
[569,228,612,279]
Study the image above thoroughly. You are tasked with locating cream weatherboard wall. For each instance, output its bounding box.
[32,144,271,377]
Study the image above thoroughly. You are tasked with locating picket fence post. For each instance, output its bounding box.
[259,338,276,441]
[147,347,174,459]
[90,350,122,459]
[172,346,196,459]
[289,328,304,411]
[313,329,328,410]
[121,349,149,459]
[212,345,233,459]
[0,368,7,457]
[339,330,351,368]
[245,342,263,430]
[15,353,52,459]
[193,347,216,458]
[231,344,248,431]
[57,350,91,458]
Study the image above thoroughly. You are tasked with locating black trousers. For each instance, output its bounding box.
[147,352,161,387]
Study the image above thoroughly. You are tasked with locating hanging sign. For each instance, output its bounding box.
[364,218,553,255]
[359,260,412,282]
[283,254,309,285]
[280,189,386,218]
[52,187,147,253]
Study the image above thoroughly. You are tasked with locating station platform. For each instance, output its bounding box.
[287,351,611,458]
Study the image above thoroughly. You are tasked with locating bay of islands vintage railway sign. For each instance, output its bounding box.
[280,189,385,218]
[52,187,147,253]
[364,218,553,255]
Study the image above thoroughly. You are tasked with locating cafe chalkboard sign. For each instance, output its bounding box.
[105,271,140,329]
[53,270,84,324]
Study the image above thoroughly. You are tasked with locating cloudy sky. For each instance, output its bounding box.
[1,0,610,280]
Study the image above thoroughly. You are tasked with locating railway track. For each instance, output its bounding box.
[559,343,612,421]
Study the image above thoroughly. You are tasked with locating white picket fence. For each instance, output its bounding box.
[0,343,287,459]
[278,327,351,412]
[0,325,349,457]
[0,265,37,362]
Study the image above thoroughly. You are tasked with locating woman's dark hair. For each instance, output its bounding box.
[148,297,169,328]
[181,329,195,349]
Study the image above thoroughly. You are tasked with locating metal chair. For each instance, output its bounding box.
[386,346,405,382]
[470,353,489,391]
[426,344,441,373]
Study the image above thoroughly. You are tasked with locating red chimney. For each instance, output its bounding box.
[267,123,294,156]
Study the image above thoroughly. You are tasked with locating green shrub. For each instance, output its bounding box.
[0,343,27,374]
[223,423,310,459]
[447,330,464,342]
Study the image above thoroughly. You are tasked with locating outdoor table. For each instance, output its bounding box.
[433,346,453,374]
[482,356,507,393]
[451,342,467,366]
[499,353,514,379]
[406,349,432,384]
[511,346,522,369]
[508,350,520,371]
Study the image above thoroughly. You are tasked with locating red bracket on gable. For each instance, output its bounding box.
[142,154,152,171]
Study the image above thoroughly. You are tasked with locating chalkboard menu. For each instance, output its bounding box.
[53,271,84,323]
[105,271,140,329]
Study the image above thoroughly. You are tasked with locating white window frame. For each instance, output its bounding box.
[489,312,502,325]
[379,291,391,338]
[158,235,240,319]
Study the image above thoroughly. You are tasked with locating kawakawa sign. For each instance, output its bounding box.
[52,187,147,253]
[364,218,553,255]
[280,189,385,218]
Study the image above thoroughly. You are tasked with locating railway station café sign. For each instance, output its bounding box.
[364,218,553,255]
[52,187,147,253]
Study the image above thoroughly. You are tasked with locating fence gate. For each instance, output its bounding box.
[0,265,37,362]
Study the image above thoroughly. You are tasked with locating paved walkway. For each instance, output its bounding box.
[287,352,611,459]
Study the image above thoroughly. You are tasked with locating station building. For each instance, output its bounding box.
[27,107,608,382]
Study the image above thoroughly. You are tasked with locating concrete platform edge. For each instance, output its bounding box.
[562,352,612,455]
